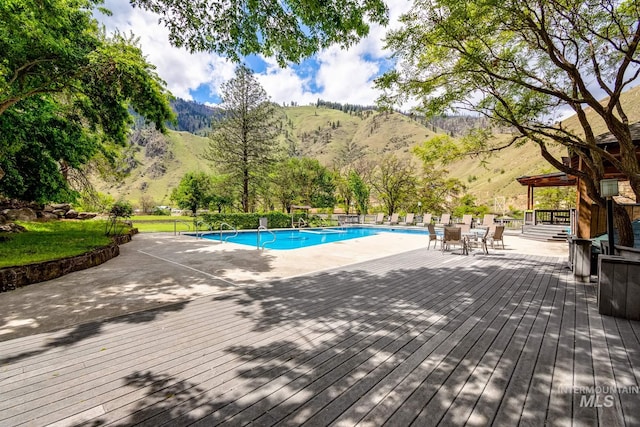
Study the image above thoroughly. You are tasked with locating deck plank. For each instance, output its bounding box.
[377,257,542,427]
[330,257,531,426]
[0,249,638,427]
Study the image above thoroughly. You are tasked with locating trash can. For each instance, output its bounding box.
[573,238,592,282]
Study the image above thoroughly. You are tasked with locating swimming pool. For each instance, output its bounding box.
[197,226,429,250]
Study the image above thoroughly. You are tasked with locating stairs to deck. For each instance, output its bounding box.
[521,224,570,242]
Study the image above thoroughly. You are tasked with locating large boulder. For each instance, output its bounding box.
[50,203,72,211]
[39,212,59,221]
[0,223,27,233]
[64,209,79,219]
[4,208,37,221]
[77,212,97,220]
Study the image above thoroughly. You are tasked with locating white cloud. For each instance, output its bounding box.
[255,58,317,106]
[98,0,413,107]
[314,46,382,105]
[100,0,235,101]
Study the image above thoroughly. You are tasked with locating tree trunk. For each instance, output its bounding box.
[613,203,634,248]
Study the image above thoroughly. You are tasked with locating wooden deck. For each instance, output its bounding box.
[1,249,639,426]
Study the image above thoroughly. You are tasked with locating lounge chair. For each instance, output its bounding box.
[416,213,432,227]
[399,213,415,226]
[462,214,473,226]
[442,226,465,254]
[488,225,505,249]
[374,213,385,224]
[481,214,495,226]
[427,223,439,249]
[437,213,451,227]
[384,213,399,225]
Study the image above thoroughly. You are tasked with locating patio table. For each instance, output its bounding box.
[464,227,490,255]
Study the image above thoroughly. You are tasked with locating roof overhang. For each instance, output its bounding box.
[516,172,577,188]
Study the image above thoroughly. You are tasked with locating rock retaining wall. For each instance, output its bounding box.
[0,231,136,293]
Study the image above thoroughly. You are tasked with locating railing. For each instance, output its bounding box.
[534,209,572,225]
[195,220,213,238]
[257,225,276,250]
[173,220,191,236]
[219,222,238,242]
[337,214,360,225]
[496,218,523,230]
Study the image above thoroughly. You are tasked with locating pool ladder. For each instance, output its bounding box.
[219,222,238,242]
[195,220,213,238]
[194,221,238,241]
[173,220,191,236]
[257,225,276,250]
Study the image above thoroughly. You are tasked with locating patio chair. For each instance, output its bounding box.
[462,214,473,226]
[442,226,465,254]
[384,213,399,225]
[416,213,432,227]
[437,213,451,227]
[399,213,415,226]
[459,223,471,234]
[488,225,505,249]
[467,227,489,255]
[427,223,439,249]
[374,213,385,224]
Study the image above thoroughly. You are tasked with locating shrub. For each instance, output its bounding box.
[151,207,171,216]
[105,200,133,236]
[201,212,297,229]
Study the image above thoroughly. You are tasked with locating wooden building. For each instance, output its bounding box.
[517,122,640,239]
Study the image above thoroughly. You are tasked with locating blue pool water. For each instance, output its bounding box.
[198,226,428,250]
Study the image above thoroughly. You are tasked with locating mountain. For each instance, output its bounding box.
[92,86,640,209]
[94,104,446,205]
[444,84,640,210]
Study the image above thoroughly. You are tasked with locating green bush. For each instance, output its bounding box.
[200,212,300,229]
[151,207,171,216]
[106,200,134,236]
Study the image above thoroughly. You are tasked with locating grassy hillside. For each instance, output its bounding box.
[444,85,640,210]
[94,107,436,206]
[92,85,640,210]
[443,135,564,210]
[282,106,436,166]
[93,130,214,205]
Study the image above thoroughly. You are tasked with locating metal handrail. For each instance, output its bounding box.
[219,222,238,242]
[173,220,191,236]
[195,220,213,238]
[257,225,276,250]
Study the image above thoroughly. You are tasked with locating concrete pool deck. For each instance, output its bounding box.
[0,231,568,341]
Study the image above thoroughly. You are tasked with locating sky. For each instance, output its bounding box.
[98,0,412,108]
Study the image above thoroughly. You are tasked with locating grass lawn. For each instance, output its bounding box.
[129,215,197,233]
[0,221,115,268]
[129,215,194,221]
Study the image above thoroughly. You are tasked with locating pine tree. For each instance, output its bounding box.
[204,66,281,212]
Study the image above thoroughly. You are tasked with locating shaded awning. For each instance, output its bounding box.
[517,172,577,210]
[516,172,577,188]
